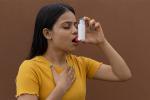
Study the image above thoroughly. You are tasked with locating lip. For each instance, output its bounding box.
[72,35,79,41]
[72,35,79,46]
[72,42,79,46]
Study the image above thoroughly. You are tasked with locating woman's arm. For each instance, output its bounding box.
[82,16,132,81]
[94,39,132,81]
[46,85,66,100]
[17,86,64,100]
[17,94,38,100]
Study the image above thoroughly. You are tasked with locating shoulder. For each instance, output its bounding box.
[69,54,102,67]
[16,59,40,82]
[17,59,38,75]
[69,54,92,66]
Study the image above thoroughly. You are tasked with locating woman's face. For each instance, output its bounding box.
[50,11,79,52]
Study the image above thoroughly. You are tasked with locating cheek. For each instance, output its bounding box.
[53,30,71,45]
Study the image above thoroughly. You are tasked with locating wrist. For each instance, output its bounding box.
[56,84,67,95]
[46,85,66,100]
[97,38,107,47]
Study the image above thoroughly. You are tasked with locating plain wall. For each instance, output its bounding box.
[0,0,150,100]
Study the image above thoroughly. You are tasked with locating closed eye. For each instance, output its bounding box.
[62,23,71,29]
[62,21,78,29]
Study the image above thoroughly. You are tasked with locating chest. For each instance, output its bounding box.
[38,65,87,100]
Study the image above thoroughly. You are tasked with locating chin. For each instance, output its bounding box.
[68,48,76,52]
[63,44,78,52]
[67,46,76,52]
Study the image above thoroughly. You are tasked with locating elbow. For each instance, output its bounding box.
[124,73,132,80]
[120,72,132,81]
[125,69,132,80]
[120,65,132,81]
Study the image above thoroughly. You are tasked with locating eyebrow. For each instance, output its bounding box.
[62,21,78,25]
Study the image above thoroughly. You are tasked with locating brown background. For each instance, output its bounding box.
[0,0,150,100]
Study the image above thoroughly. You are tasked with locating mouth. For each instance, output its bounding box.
[72,36,79,45]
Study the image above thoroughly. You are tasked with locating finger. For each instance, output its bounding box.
[64,66,71,73]
[71,75,76,82]
[50,65,58,77]
[71,72,75,79]
[94,22,99,31]
[83,16,91,21]
[70,70,76,81]
[68,67,74,76]
[90,19,96,26]
[89,19,96,29]
[95,22,100,28]
[95,22,102,31]
[83,16,91,27]
[68,73,76,83]
[66,67,73,76]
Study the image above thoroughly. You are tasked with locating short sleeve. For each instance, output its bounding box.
[80,56,103,79]
[15,60,39,97]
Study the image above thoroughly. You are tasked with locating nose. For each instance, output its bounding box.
[72,26,78,35]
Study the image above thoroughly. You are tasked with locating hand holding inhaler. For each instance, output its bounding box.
[78,16,105,45]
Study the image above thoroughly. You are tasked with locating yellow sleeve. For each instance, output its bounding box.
[80,56,103,79]
[15,60,39,97]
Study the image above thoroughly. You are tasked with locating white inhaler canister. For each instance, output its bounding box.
[78,18,85,41]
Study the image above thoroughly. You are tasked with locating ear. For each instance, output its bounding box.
[42,28,53,40]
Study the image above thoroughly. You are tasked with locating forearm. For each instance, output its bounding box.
[97,39,132,80]
[46,86,65,100]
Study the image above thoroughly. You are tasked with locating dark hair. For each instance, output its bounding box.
[27,3,75,59]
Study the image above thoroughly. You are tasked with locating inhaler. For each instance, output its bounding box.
[78,18,85,41]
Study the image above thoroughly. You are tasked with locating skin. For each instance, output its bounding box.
[17,11,132,100]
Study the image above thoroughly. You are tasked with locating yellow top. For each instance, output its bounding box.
[16,54,103,100]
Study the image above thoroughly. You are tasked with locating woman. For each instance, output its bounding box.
[15,3,132,100]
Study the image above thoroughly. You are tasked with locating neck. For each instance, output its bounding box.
[43,44,69,66]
